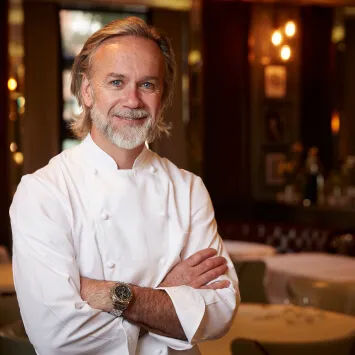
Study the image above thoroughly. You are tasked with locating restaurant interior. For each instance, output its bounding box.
[1,0,355,353]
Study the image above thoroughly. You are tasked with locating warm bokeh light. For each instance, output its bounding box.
[285,21,296,37]
[13,151,24,165]
[331,111,340,135]
[260,56,271,65]
[17,96,25,108]
[8,77,17,91]
[332,25,345,43]
[188,50,201,66]
[280,45,291,61]
[10,142,18,153]
[271,30,283,46]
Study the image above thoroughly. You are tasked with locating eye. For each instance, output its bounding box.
[141,82,155,91]
[110,79,122,87]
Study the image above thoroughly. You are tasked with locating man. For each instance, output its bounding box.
[10,17,239,355]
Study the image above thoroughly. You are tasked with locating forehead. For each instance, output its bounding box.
[90,35,165,79]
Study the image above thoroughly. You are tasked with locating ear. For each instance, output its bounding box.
[81,74,93,108]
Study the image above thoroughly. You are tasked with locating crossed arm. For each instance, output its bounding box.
[80,248,230,340]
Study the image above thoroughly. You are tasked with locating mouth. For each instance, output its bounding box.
[113,115,147,121]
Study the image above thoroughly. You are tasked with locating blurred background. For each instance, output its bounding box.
[2,0,355,252]
[2,1,355,354]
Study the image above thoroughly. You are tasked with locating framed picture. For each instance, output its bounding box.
[265,152,286,186]
[264,65,287,98]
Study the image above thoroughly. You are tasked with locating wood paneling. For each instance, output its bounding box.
[23,1,61,174]
[300,6,333,171]
[0,0,10,249]
[202,0,251,205]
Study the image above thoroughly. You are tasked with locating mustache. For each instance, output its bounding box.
[111,108,150,120]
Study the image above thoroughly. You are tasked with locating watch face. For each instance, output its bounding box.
[115,284,132,302]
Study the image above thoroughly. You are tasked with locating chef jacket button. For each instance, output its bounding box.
[75,302,85,310]
[106,261,115,269]
[150,166,157,174]
[101,212,110,220]
[93,168,98,175]
[159,258,165,266]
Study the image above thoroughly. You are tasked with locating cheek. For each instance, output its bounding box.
[147,95,162,115]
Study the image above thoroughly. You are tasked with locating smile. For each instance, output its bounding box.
[113,115,147,121]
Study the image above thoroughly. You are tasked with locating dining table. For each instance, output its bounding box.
[198,303,355,355]
[223,240,276,261]
[263,252,355,304]
[0,263,15,294]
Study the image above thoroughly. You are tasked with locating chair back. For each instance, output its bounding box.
[0,295,21,327]
[231,338,268,355]
[234,260,268,303]
[0,320,36,355]
[287,277,355,316]
[231,336,355,355]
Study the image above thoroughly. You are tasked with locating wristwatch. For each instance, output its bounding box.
[110,282,133,317]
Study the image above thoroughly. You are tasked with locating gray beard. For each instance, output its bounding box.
[90,105,154,150]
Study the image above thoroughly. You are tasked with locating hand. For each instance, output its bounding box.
[80,277,115,312]
[159,248,230,290]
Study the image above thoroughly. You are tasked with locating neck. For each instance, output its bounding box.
[90,126,144,169]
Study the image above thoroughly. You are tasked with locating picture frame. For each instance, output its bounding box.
[265,151,286,186]
[264,65,287,99]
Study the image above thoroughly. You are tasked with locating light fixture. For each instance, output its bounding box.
[10,142,18,152]
[8,77,17,91]
[271,30,283,46]
[280,45,291,61]
[188,50,201,66]
[331,111,340,135]
[285,21,296,37]
[13,151,24,165]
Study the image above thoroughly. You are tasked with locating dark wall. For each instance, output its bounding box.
[300,6,333,171]
[202,0,251,207]
[342,18,355,157]
[23,1,61,174]
[0,0,10,249]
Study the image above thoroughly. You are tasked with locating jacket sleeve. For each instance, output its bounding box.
[151,176,240,348]
[10,175,132,355]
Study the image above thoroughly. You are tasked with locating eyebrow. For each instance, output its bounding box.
[106,73,125,80]
[106,73,160,82]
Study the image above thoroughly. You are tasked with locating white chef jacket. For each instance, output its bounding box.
[10,134,239,355]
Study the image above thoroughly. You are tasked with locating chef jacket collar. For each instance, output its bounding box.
[80,133,152,172]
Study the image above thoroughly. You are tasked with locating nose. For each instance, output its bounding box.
[122,86,142,109]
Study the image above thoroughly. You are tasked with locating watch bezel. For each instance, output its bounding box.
[110,282,133,317]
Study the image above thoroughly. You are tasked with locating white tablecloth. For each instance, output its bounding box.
[264,253,355,303]
[199,303,355,355]
[223,240,276,261]
[0,263,14,293]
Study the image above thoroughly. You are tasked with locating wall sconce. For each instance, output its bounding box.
[331,111,340,135]
[280,45,291,61]
[8,77,17,91]
[285,21,296,37]
[270,18,296,62]
[271,30,283,46]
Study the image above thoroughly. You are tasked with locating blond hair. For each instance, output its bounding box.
[70,16,176,140]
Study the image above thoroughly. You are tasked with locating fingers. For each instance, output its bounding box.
[194,256,227,276]
[201,280,230,290]
[186,248,217,267]
[190,263,228,288]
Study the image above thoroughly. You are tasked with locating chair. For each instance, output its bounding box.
[230,338,268,355]
[0,320,36,354]
[0,294,21,327]
[234,260,268,303]
[329,233,355,256]
[0,246,10,264]
[231,336,355,355]
[287,277,355,316]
